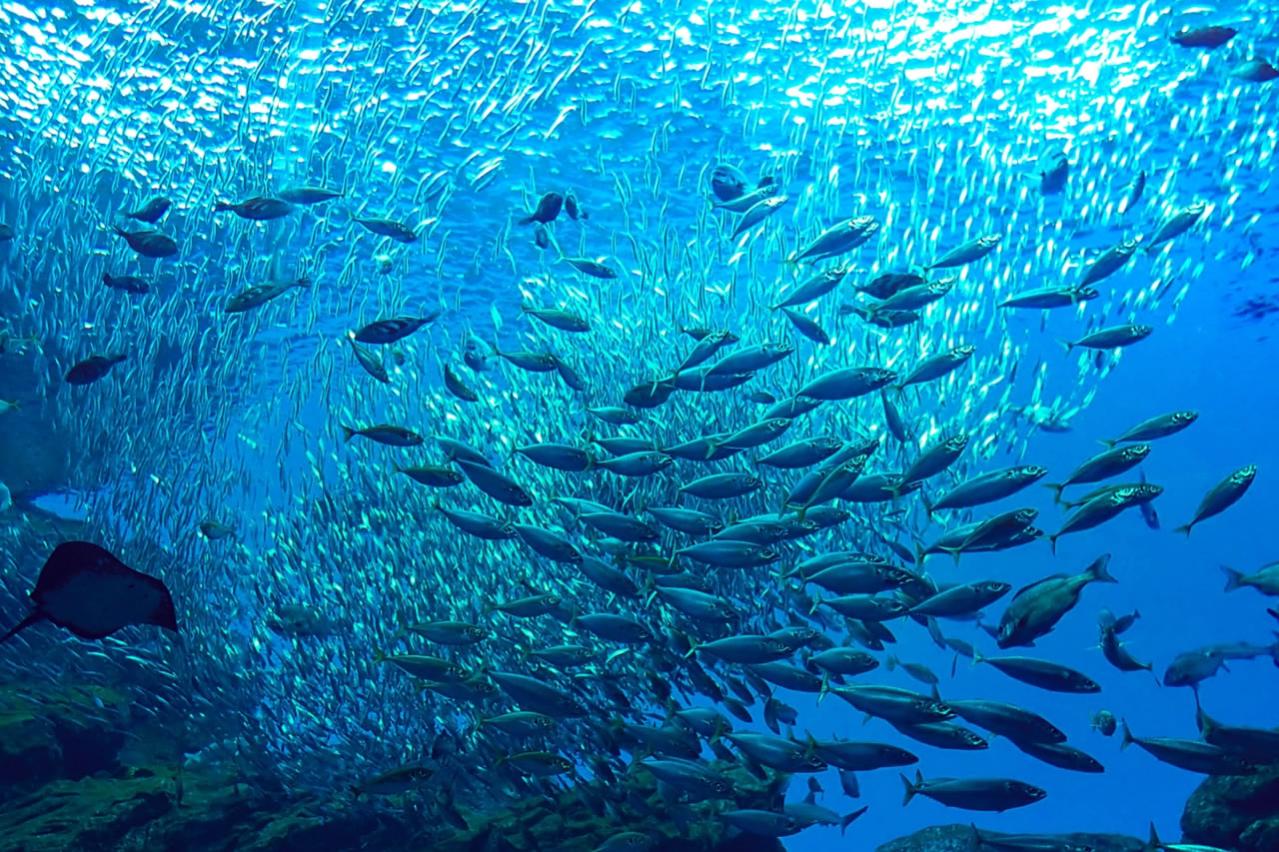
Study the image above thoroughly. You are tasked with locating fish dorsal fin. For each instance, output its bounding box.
[1010,574,1067,600]
[31,541,177,640]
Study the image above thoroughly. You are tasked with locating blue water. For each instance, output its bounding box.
[0,0,1277,848]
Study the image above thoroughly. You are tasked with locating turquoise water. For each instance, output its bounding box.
[0,0,1277,848]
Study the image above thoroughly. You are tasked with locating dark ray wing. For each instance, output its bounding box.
[11,541,179,641]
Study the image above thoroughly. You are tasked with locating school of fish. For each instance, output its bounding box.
[0,1,1276,850]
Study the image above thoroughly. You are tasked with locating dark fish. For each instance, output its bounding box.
[0,541,177,643]
[277,185,342,204]
[1000,285,1098,309]
[996,554,1116,648]
[927,465,1047,513]
[519,192,563,225]
[1013,740,1103,773]
[349,340,390,384]
[102,272,149,294]
[433,503,514,540]
[350,765,432,797]
[1078,238,1138,286]
[926,234,1001,270]
[396,466,464,488]
[1101,410,1197,446]
[522,305,590,333]
[896,344,975,389]
[780,307,831,345]
[224,277,310,313]
[1232,58,1279,83]
[354,313,440,344]
[561,255,619,279]
[1099,623,1155,675]
[340,424,423,446]
[1049,483,1163,551]
[946,698,1065,744]
[910,581,1011,618]
[1121,720,1255,775]
[124,196,171,223]
[975,652,1100,693]
[1145,201,1206,252]
[890,720,987,751]
[771,266,849,309]
[1063,324,1152,353]
[455,459,533,506]
[1169,25,1237,49]
[112,226,178,258]
[798,366,897,401]
[857,270,924,299]
[710,163,751,201]
[1196,706,1279,762]
[809,738,917,771]
[1120,169,1146,214]
[788,216,879,263]
[1047,445,1151,502]
[443,363,478,401]
[563,192,587,220]
[1221,561,1279,596]
[66,353,127,385]
[354,217,417,242]
[1036,147,1069,195]
[1175,465,1257,536]
[534,224,552,249]
[214,196,293,220]
[901,771,1045,812]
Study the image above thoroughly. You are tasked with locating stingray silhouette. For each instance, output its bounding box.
[0,541,178,644]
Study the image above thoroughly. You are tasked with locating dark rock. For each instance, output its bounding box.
[875,823,1144,852]
[1182,764,1279,851]
[0,684,130,794]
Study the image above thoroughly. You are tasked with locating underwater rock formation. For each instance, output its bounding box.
[1181,764,1279,852]
[875,824,1144,852]
[0,678,788,852]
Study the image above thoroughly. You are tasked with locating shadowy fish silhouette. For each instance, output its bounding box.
[0,541,178,644]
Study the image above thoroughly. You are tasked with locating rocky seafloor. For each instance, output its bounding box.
[0,665,1272,852]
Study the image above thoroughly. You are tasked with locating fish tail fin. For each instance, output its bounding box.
[1098,437,1118,448]
[900,771,920,807]
[341,425,357,442]
[1048,534,1059,555]
[1044,483,1065,504]
[295,276,312,289]
[1060,339,1074,354]
[0,610,45,645]
[213,201,233,213]
[1119,719,1134,750]
[885,654,899,672]
[350,786,362,799]
[1173,522,1193,537]
[816,675,830,704]
[1089,553,1117,583]
[840,806,868,835]
[921,496,934,518]
[1221,565,1244,592]
[1147,822,1161,849]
